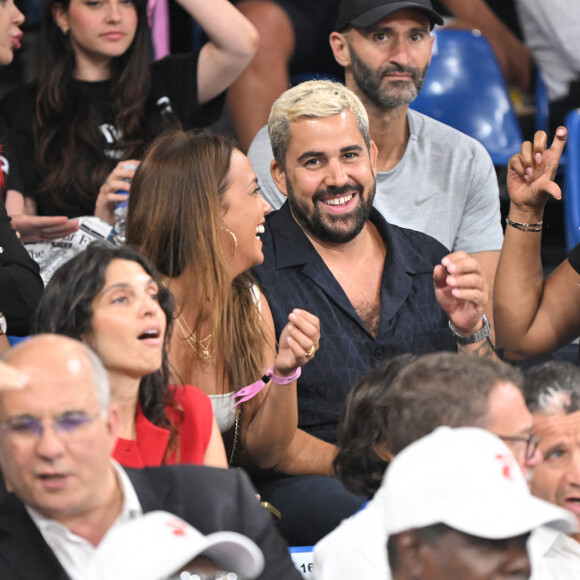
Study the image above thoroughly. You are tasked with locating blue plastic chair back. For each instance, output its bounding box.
[410,29,523,166]
[534,72,567,170]
[564,109,580,250]
[535,71,550,134]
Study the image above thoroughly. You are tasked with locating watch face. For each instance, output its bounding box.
[0,315,6,335]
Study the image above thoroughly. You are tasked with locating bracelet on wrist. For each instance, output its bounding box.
[506,215,543,232]
[269,365,302,385]
[231,365,301,408]
[448,315,490,345]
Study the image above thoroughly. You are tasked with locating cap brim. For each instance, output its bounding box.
[88,511,265,580]
[349,2,444,29]
[202,531,265,579]
[385,492,578,540]
[446,493,579,540]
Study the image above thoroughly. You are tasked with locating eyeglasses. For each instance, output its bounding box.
[499,433,540,462]
[0,411,99,438]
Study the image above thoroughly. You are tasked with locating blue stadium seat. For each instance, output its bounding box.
[410,29,523,166]
[564,109,580,250]
[534,72,567,172]
[8,336,28,347]
[534,71,550,134]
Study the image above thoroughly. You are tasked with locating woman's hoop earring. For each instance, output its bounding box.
[222,228,238,258]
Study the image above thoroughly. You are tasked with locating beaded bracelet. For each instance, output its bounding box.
[232,365,302,407]
[506,216,543,232]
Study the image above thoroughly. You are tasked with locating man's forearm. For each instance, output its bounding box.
[272,428,337,477]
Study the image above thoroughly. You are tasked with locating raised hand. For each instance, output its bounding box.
[275,309,320,377]
[507,128,567,212]
[94,160,140,225]
[434,251,488,336]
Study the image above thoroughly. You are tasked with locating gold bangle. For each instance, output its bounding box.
[506,216,543,232]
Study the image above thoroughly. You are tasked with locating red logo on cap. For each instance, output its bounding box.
[165,519,187,536]
[495,454,514,481]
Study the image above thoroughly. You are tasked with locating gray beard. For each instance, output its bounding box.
[348,43,429,109]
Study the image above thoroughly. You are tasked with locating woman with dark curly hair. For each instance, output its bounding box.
[33,242,227,468]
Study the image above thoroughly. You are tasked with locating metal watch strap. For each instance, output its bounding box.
[448,315,490,345]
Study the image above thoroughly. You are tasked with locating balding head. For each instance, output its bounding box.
[2,335,110,413]
[0,334,120,529]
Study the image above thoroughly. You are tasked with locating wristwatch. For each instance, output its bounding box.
[0,313,6,336]
[448,315,490,345]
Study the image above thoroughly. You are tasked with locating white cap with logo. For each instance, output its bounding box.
[382,426,578,539]
[87,510,265,580]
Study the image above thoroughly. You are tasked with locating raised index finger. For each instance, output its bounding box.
[548,126,568,163]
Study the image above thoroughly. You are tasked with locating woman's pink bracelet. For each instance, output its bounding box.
[231,365,301,408]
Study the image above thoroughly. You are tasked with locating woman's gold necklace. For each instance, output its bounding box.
[174,314,214,362]
[160,277,214,362]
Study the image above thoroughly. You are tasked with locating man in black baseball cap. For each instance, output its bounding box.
[335,0,443,32]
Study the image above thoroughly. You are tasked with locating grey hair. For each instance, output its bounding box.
[82,344,111,413]
[524,360,580,415]
[268,79,371,169]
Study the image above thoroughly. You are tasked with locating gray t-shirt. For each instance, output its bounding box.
[247,108,503,254]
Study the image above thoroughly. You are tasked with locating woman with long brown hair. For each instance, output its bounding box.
[127,130,320,468]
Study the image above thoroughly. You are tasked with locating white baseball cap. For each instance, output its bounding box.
[88,510,265,580]
[382,426,578,539]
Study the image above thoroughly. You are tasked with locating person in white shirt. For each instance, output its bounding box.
[523,360,580,579]
[382,427,576,580]
[516,0,580,134]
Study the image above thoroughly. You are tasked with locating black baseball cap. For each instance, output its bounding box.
[335,0,444,32]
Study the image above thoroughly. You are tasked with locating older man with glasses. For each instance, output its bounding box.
[0,334,301,580]
[523,360,580,579]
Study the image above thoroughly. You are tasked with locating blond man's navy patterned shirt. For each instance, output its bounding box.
[253,202,457,444]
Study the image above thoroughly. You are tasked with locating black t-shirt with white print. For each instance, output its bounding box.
[0,50,224,218]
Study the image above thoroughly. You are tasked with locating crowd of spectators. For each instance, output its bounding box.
[0,0,579,577]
